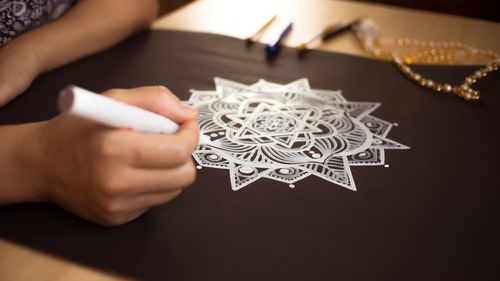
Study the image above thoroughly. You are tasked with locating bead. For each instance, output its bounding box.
[460,88,472,98]
[419,78,427,86]
[393,55,403,65]
[474,71,482,79]
[426,79,434,88]
[433,83,443,92]
[465,89,474,100]
[465,77,473,85]
[443,84,452,93]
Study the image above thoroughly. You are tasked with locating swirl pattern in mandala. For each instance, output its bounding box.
[187,78,409,191]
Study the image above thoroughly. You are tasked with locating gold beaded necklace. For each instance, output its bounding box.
[352,19,500,101]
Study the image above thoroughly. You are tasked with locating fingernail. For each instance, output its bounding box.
[180,103,198,116]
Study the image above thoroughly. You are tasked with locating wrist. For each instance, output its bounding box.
[0,33,45,75]
[18,121,52,202]
[0,122,51,204]
[0,37,43,103]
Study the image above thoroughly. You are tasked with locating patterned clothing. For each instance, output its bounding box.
[0,0,76,47]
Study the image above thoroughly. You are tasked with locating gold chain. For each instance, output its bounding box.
[354,19,500,101]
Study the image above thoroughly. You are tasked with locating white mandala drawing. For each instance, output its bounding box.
[187,78,409,191]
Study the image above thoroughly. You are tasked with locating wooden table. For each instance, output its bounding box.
[1,1,499,280]
[152,0,500,63]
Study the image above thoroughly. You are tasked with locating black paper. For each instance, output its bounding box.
[0,30,499,281]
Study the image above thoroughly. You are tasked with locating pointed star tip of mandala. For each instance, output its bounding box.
[346,185,357,191]
[392,143,410,150]
[231,186,244,191]
[213,77,224,84]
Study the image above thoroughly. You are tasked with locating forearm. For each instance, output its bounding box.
[0,122,47,205]
[4,0,159,74]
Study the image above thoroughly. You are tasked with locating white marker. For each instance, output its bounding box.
[58,85,209,143]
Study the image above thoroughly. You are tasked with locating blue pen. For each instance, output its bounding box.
[266,22,293,54]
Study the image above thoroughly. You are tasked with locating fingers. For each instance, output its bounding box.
[92,190,182,227]
[126,189,183,210]
[88,164,193,226]
[102,86,198,123]
[91,158,195,197]
[99,160,196,196]
[99,86,200,168]
[92,207,149,227]
[113,119,200,168]
[128,161,197,192]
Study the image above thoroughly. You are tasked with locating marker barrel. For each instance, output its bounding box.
[58,85,180,134]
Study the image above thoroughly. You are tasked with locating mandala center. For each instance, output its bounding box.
[218,101,328,149]
[253,114,297,133]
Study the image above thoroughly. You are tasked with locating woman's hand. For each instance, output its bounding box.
[0,86,200,226]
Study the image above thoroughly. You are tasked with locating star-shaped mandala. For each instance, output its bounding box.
[187,78,409,191]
